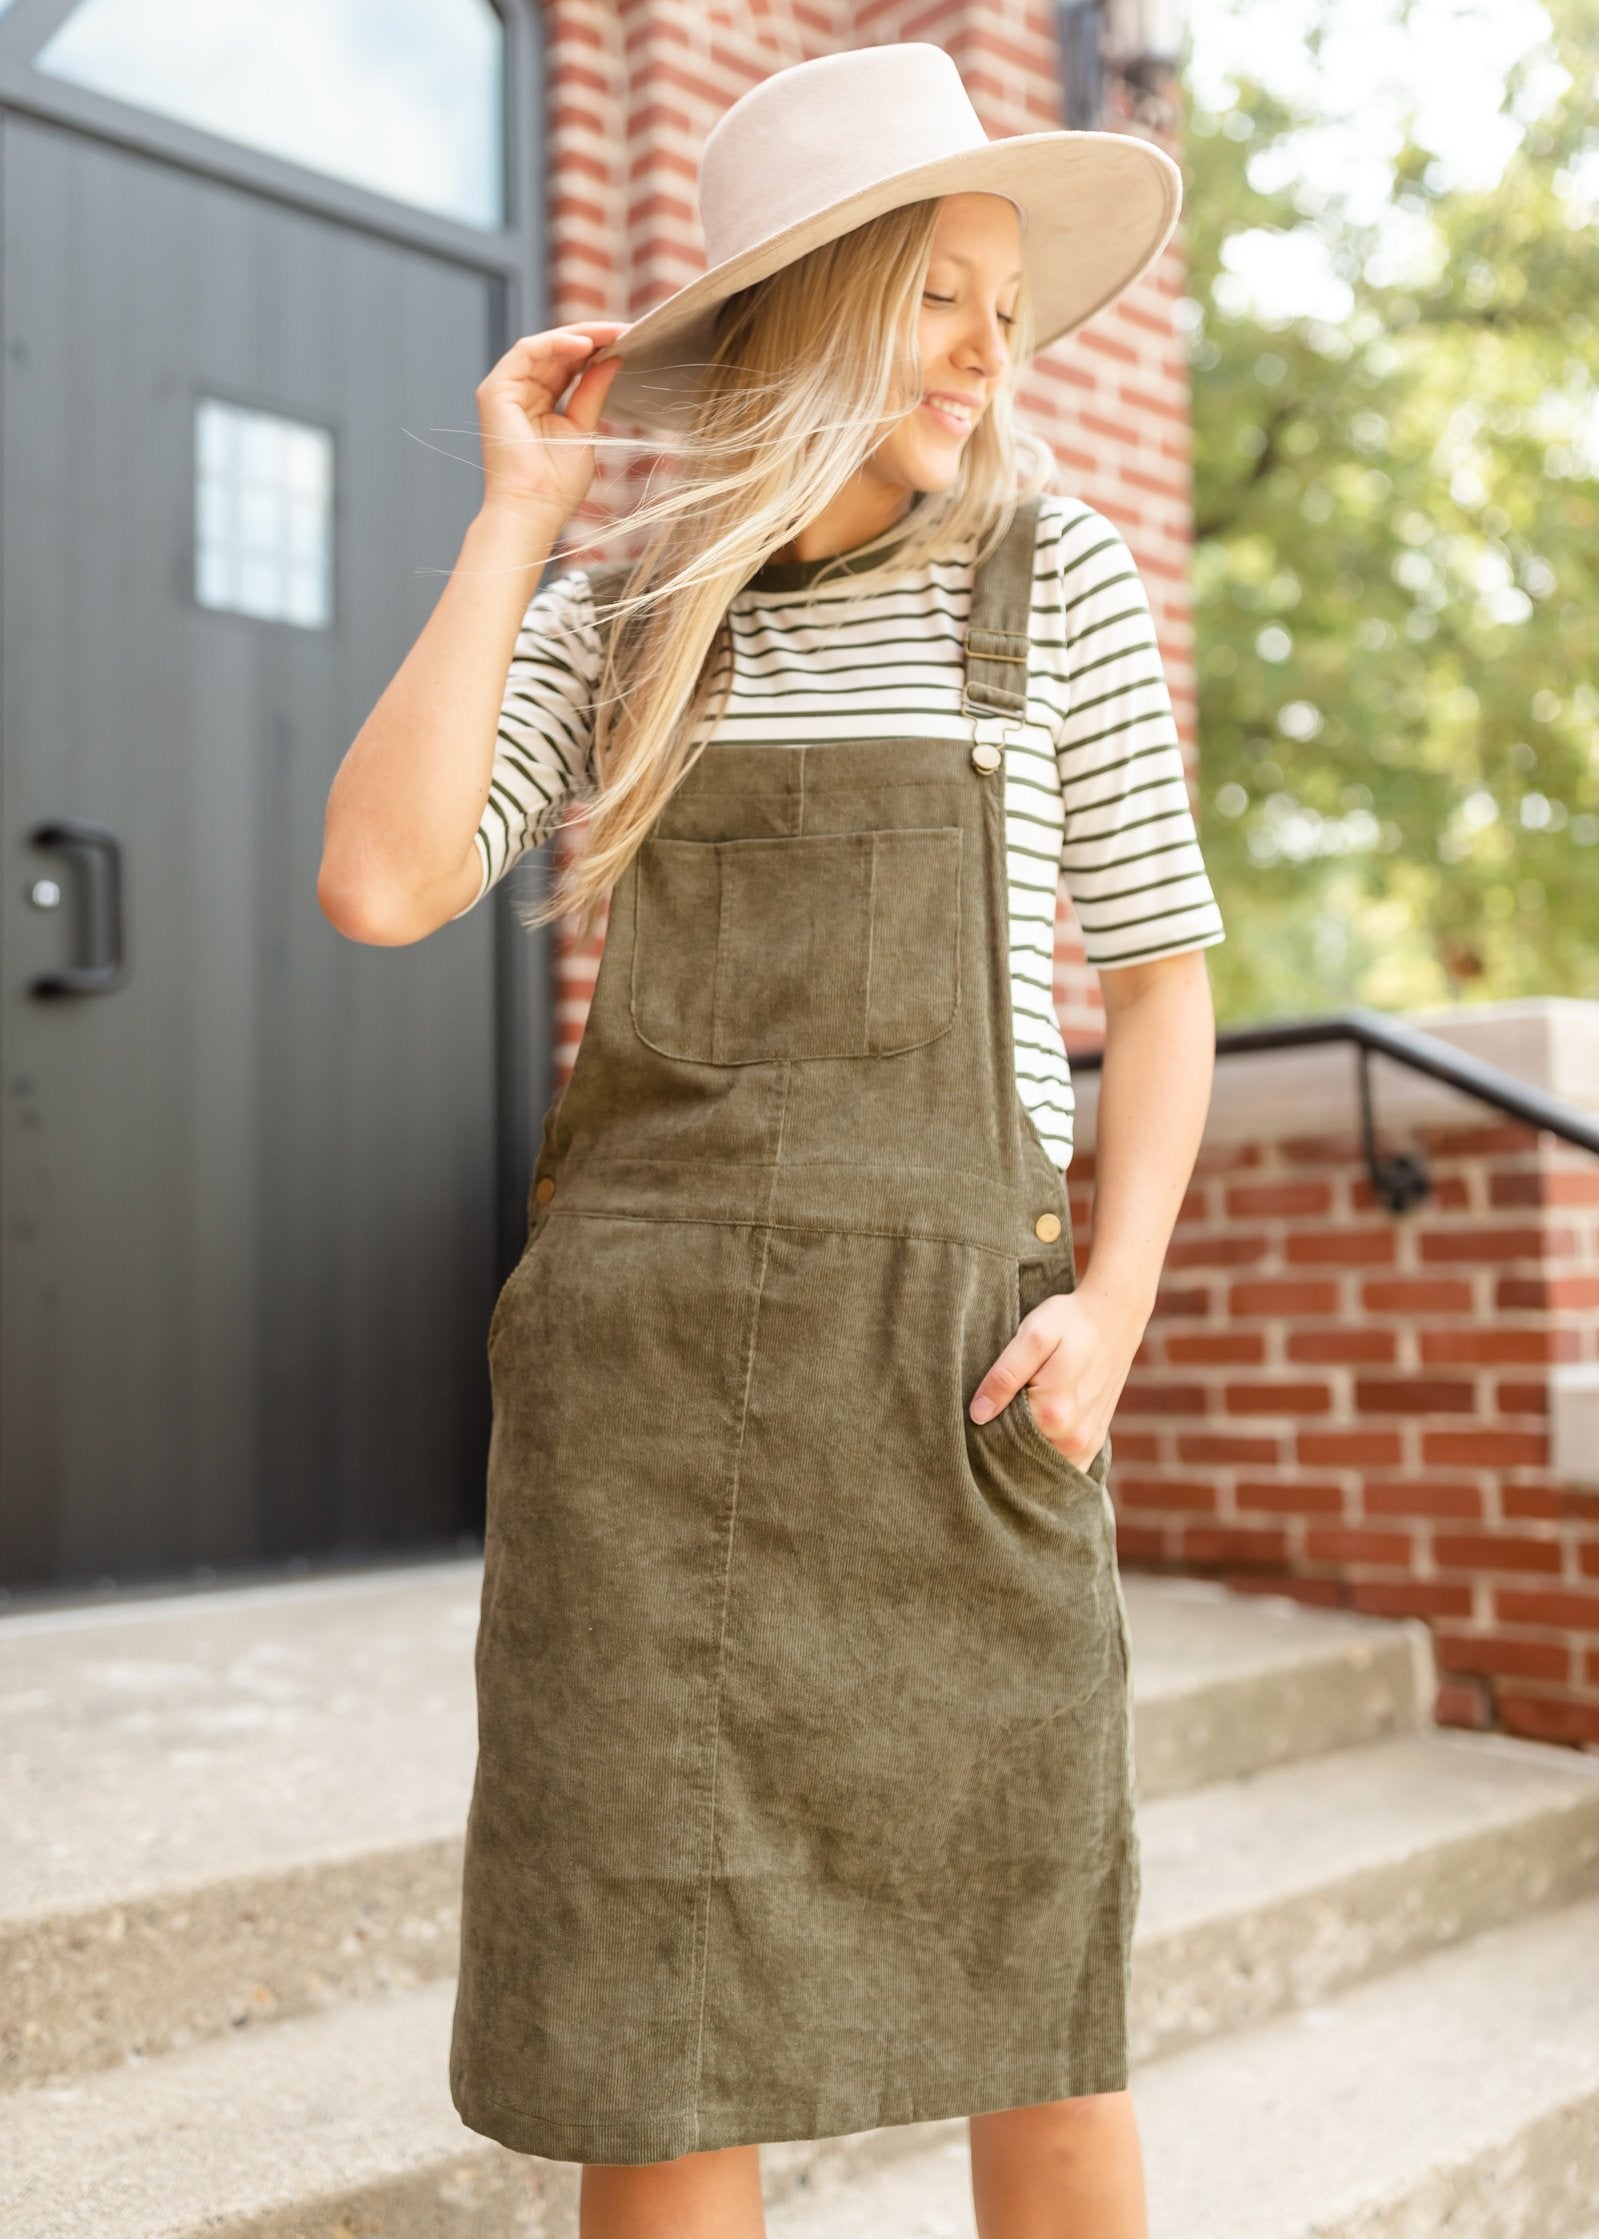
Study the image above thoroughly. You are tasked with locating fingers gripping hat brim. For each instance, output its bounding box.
[595,131,1182,436]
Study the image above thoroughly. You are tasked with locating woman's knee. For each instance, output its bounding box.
[970,2087,1137,2160]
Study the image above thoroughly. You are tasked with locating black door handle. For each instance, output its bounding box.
[29,817,128,996]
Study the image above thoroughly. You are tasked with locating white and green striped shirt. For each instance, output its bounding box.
[455,490,1225,1170]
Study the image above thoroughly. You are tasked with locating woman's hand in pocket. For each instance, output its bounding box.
[968,1286,1142,1469]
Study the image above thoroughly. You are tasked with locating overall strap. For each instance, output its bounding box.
[961,493,1043,731]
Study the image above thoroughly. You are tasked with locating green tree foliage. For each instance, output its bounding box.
[1184,0,1598,1019]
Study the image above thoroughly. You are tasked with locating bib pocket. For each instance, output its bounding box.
[629,826,963,1064]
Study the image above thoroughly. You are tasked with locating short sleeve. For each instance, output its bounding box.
[449,566,603,919]
[1049,508,1226,967]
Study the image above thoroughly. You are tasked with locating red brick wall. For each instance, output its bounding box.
[537,0,1194,1066]
[1080,1114,1599,1750]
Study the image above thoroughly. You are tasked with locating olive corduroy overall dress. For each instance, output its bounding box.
[448,494,1140,2165]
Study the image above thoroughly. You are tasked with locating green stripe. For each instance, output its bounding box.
[1088,926,1227,966]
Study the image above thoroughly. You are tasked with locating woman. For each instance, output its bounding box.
[320,43,1223,2239]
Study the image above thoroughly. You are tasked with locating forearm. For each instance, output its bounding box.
[318,497,564,944]
[1076,953,1217,1329]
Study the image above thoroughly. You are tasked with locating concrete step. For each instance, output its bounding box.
[14,1889,1595,2239]
[1132,1722,1599,2059]
[1133,1883,1599,2239]
[0,1977,943,2239]
[0,1981,536,2239]
[0,1562,1430,2087]
[764,1888,1599,2239]
[1,1561,479,2091]
[17,1717,1593,2138]
[1123,1572,1434,1797]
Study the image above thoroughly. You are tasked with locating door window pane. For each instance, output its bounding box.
[195,399,334,630]
[36,0,505,230]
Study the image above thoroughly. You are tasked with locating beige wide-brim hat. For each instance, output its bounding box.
[594,41,1182,434]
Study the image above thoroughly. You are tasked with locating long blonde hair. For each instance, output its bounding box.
[523,194,1055,946]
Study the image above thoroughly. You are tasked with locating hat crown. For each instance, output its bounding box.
[698,44,990,269]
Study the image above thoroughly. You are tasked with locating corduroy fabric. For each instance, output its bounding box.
[448,498,1141,2166]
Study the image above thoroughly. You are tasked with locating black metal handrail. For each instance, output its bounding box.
[1065,1004,1599,1213]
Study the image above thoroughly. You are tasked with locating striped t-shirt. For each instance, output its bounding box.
[454,490,1225,1170]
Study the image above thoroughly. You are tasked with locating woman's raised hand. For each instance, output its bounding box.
[475,320,631,527]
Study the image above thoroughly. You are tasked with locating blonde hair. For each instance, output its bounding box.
[522,194,1055,946]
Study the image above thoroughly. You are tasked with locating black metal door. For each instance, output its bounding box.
[1,113,502,1592]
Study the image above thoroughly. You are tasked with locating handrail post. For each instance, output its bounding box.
[1355,1043,1432,1214]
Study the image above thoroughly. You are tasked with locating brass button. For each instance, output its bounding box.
[1034,1210,1062,1243]
[970,740,1002,774]
[533,1175,556,1204]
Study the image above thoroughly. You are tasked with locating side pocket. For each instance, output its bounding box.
[1010,1389,1113,1499]
[487,1230,543,1361]
[1008,1250,1111,1497]
[486,1260,521,1360]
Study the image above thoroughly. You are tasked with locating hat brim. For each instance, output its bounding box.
[591,130,1182,434]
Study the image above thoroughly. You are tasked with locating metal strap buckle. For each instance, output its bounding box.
[969,711,1024,752]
